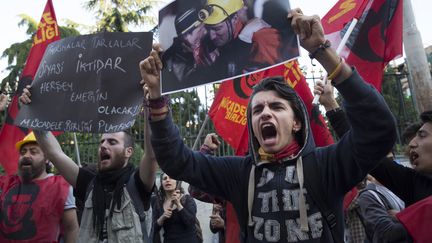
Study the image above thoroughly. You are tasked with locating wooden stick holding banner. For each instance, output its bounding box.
[312,19,358,105]
[192,114,210,150]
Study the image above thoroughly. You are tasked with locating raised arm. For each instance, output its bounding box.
[0,93,8,112]
[313,80,350,138]
[138,97,157,192]
[290,8,397,192]
[20,86,79,187]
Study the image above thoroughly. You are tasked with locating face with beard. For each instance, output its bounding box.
[18,143,47,182]
[97,132,133,172]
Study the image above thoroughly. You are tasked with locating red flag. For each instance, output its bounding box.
[0,0,60,174]
[321,0,403,91]
[396,196,432,243]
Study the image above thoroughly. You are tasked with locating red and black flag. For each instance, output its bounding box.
[321,0,403,91]
[0,0,60,174]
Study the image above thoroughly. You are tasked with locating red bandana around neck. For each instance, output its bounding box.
[258,140,301,162]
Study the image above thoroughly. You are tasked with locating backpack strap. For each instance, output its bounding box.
[126,172,152,243]
[83,174,152,243]
[302,154,344,243]
[84,178,95,203]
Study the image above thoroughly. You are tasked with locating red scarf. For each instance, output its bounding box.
[258,140,301,162]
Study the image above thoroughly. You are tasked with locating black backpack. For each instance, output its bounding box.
[302,154,345,243]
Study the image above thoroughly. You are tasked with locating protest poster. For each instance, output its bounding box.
[15,32,153,133]
[159,0,299,94]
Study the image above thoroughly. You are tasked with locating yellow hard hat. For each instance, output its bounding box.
[202,0,244,25]
[15,132,37,151]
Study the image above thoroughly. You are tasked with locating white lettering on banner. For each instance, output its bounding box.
[91,37,142,49]
[257,168,275,187]
[40,81,73,94]
[98,120,135,133]
[65,120,93,133]
[75,54,126,74]
[37,60,64,78]
[258,190,279,213]
[19,118,93,133]
[27,119,63,130]
[285,165,298,183]
[97,105,140,116]
[70,90,108,103]
[264,220,280,242]
[46,39,87,55]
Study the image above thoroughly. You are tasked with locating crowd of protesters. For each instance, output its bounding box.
[0,5,431,243]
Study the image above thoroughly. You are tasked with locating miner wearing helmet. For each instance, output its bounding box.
[162,2,220,89]
[201,0,282,77]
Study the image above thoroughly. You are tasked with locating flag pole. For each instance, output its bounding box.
[192,114,210,150]
[312,18,358,105]
[73,132,82,167]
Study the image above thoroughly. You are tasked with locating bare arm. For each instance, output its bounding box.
[20,86,80,187]
[138,89,157,192]
[0,94,8,112]
[62,208,79,243]
[34,130,79,187]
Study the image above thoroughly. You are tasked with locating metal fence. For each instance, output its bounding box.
[0,71,421,166]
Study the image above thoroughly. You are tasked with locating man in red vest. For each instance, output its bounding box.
[0,132,78,242]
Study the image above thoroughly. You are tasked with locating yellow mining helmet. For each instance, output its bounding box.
[202,0,244,25]
[15,132,37,151]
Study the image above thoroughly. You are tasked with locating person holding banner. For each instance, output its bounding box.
[19,88,157,242]
[0,132,78,243]
[140,8,396,243]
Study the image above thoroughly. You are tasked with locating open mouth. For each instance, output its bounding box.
[261,123,277,141]
[19,158,32,167]
[100,152,111,161]
[410,151,419,165]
